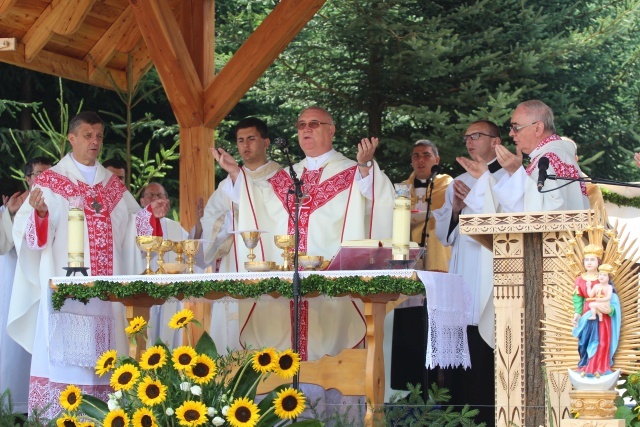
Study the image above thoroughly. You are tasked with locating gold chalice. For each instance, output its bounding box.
[183,239,200,274]
[274,234,295,270]
[172,241,185,264]
[136,235,163,275]
[239,231,263,263]
[155,239,174,274]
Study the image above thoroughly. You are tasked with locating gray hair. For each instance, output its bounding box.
[414,139,439,157]
[299,106,334,124]
[518,100,556,133]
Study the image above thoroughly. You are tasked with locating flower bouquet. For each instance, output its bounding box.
[55,309,323,427]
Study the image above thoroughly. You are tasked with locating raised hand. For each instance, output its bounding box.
[29,188,48,218]
[356,137,378,177]
[452,180,471,214]
[211,147,240,182]
[495,144,523,175]
[149,198,170,219]
[456,157,488,179]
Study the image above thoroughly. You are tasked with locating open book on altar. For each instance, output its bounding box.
[326,240,424,270]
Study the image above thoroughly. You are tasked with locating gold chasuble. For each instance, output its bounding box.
[403,172,453,272]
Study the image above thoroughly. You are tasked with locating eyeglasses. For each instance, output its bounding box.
[26,171,44,178]
[510,121,539,134]
[143,193,167,200]
[296,120,332,130]
[462,132,498,143]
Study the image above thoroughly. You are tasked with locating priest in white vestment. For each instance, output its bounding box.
[433,120,507,426]
[213,106,395,361]
[492,100,590,212]
[0,183,32,414]
[201,117,281,354]
[8,112,169,418]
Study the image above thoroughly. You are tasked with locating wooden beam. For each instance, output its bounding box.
[86,5,139,79]
[0,42,127,90]
[22,0,96,62]
[179,0,214,88]
[0,0,17,17]
[0,38,16,52]
[179,126,214,232]
[203,0,327,128]
[129,0,204,127]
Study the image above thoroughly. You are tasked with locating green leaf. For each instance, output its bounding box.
[78,394,108,421]
[256,384,290,427]
[195,331,219,359]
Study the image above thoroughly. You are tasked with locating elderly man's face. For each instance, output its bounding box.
[411,145,439,180]
[69,122,104,166]
[296,109,335,157]
[140,183,168,208]
[509,106,541,155]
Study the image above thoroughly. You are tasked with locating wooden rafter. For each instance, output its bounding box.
[22,0,96,62]
[0,0,17,16]
[129,0,203,127]
[203,0,327,128]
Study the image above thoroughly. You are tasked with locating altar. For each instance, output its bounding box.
[50,269,471,426]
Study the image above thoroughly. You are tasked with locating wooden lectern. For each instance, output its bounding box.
[460,210,590,427]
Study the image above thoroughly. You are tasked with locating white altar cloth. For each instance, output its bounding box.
[51,270,472,369]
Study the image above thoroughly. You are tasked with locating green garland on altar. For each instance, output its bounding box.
[601,187,640,209]
[51,274,424,311]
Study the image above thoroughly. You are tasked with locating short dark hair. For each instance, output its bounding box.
[469,120,501,140]
[413,139,439,157]
[25,156,53,176]
[233,117,268,139]
[102,157,128,172]
[68,111,104,134]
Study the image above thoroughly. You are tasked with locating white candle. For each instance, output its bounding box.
[68,197,84,267]
[392,195,411,260]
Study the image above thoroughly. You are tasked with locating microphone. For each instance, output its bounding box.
[273,137,289,149]
[537,156,550,192]
[428,164,441,181]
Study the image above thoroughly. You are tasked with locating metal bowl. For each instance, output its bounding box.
[299,255,324,270]
[162,262,188,274]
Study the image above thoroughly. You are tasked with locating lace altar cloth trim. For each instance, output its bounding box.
[29,376,111,419]
[49,313,114,368]
[52,270,472,369]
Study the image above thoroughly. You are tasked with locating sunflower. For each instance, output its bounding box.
[59,384,82,412]
[139,346,167,370]
[168,309,194,329]
[226,397,260,427]
[175,400,208,427]
[274,349,301,379]
[137,376,167,406]
[95,349,118,377]
[186,354,217,384]
[103,409,130,427]
[56,414,80,427]
[110,363,141,391]
[125,316,147,336]
[132,407,158,427]
[273,387,306,419]
[79,422,95,427]
[172,346,198,370]
[251,348,277,373]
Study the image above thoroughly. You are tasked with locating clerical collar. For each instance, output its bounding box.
[306,149,336,171]
[71,154,97,184]
[243,161,271,173]
[487,158,502,174]
[414,178,429,188]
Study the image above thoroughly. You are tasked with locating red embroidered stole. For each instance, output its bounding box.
[37,171,126,276]
[269,166,356,253]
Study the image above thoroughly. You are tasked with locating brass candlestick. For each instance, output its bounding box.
[136,236,163,275]
[155,239,174,274]
[183,239,200,274]
[274,234,294,270]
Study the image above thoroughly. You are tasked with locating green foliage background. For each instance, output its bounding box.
[3,0,640,217]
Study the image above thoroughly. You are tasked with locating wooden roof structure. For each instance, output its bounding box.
[0,0,327,228]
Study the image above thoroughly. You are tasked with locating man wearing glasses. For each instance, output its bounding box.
[492,100,589,212]
[401,140,452,272]
[218,106,395,363]
[433,120,507,426]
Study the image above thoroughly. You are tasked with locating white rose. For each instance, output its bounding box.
[166,408,175,416]
[180,382,191,391]
[207,407,216,417]
[107,400,119,411]
[212,416,225,426]
[114,390,123,399]
[190,385,202,396]
[222,405,229,416]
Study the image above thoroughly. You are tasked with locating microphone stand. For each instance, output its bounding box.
[282,145,304,391]
[541,175,640,192]
[420,177,436,270]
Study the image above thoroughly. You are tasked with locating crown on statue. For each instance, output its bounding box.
[598,263,615,276]
[583,243,604,259]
